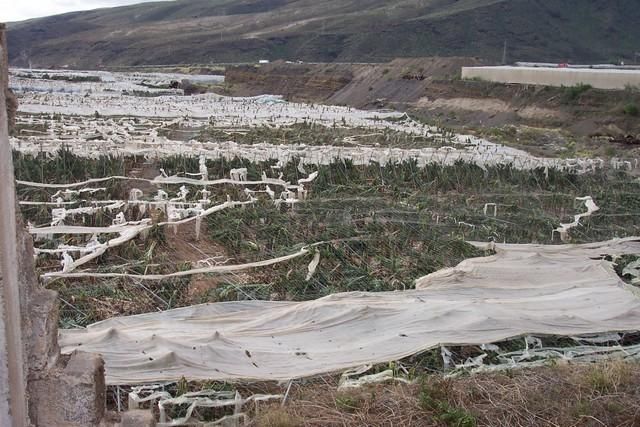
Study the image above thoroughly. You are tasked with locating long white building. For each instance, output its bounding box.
[462,65,640,90]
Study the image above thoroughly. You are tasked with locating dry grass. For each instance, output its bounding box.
[250,361,640,427]
[256,408,304,427]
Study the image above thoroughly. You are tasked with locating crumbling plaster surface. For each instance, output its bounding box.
[2,22,113,427]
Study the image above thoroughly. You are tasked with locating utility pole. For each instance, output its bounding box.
[502,40,508,65]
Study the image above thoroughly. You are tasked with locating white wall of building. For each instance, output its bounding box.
[462,66,640,90]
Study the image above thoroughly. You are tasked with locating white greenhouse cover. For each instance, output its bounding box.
[60,238,640,385]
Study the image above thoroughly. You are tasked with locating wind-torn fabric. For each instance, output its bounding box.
[59,238,640,385]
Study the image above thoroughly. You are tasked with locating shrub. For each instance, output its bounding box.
[586,362,632,394]
[335,394,362,412]
[420,379,477,427]
[562,83,592,103]
[623,103,639,116]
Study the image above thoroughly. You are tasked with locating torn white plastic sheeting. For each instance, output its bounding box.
[30,220,152,236]
[48,188,107,205]
[60,238,640,385]
[20,199,141,207]
[44,246,310,280]
[36,238,104,256]
[9,68,223,96]
[11,70,627,174]
[448,342,640,377]
[47,201,126,225]
[25,168,318,274]
[305,251,321,281]
[622,259,640,284]
[338,365,413,390]
[157,391,245,426]
[298,171,318,185]
[553,196,600,242]
[570,333,624,344]
[230,168,248,182]
[12,127,613,174]
[17,174,294,190]
[159,392,281,426]
[483,203,497,217]
[128,386,282,427]
[35,198,256,275]
[17,176,145,189]
[47,220,152,275]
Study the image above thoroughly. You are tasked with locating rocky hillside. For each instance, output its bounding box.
[225,57,484,103]
[7,0,640,68]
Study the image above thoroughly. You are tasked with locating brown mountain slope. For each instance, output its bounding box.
[7,0,640,68]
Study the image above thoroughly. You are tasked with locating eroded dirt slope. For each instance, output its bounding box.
[225,57,640,158]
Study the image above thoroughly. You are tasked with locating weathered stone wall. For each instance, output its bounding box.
[6,88,16,134]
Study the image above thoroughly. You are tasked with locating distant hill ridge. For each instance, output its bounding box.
[7,0,640,68]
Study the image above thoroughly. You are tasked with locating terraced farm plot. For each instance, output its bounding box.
[10,68,640,425]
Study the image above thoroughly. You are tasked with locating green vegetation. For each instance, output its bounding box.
[19,149,640,325]
[586,362,633,395]
[38,73,102,83]
[55,275,190,328]
[206,197,485,301]
[13,147,130,225]
[419,379,477,427]
[611,254,640,285]
[13,146,125,184]
[239,360,640,427]
[335,394,363,412]
[623,103,639,116]
[193,121,453,149]
[562,83,592,103]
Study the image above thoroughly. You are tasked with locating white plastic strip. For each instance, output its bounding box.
[554,196,600,241]
[17,175,293,190]
[44,246,310,280]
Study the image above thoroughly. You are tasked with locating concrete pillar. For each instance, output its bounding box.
[0,22,155,427]
[0,22,29,427]
[1,22,109,427]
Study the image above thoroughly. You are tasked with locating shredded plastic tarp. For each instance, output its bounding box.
[12,135,609,173]
[31,197,256,275]
[31,175,367,277]
[45,246,311,280]
[25,166,319,275]
[59,238,640,385]
[553,196,600,241]
[445,339,640,377]
[128,386,282,426]
[12,69,630,174]
[16,175,294,190]
[338,365,413,390]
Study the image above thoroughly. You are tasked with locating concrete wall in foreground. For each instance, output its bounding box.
[2,22,120,427]
[462,66,640,90]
